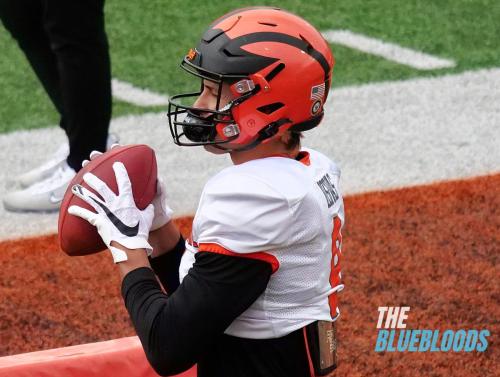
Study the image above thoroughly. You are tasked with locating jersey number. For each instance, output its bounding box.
[329,216,342,319]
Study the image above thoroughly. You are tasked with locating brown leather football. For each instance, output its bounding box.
[58,144,157,256]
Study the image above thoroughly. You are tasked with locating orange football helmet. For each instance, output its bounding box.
[168,6,334,151]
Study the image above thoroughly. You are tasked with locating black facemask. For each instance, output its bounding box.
[182,111,218,143]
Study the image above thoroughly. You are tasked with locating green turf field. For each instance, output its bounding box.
[0,0,499,133]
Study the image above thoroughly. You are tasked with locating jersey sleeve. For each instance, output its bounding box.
[121,253,272,376]
[193,171,293,256]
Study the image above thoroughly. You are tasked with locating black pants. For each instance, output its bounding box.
[0,0,111,171]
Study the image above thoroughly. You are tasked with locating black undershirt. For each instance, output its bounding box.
[121,241,312,377]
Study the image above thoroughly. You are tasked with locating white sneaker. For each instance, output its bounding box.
[12,143,69,189]
[11,133,119,189]
[3,161,77,212]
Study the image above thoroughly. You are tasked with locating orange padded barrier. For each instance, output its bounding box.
[0,336,196,377]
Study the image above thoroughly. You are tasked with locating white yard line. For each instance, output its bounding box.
[322,29,456,70]
[111,78,169,107]
[0,68,499,240]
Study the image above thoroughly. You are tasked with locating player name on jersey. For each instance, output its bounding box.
[317,173,339,208]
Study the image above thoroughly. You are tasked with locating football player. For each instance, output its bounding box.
[70,7,344,377]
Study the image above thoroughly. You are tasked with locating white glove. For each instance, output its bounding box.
[151,178,174,231]
[83,146,173,232]
[81,146,119,167]
[68,162,154,263]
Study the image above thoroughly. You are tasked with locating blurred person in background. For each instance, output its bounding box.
[0,0,116,212]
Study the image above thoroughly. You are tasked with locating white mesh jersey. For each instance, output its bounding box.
[179,147,344,339]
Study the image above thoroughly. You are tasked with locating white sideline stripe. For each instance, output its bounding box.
[322,29,456,70]
[0,68,499,240]
[111,78,169,107]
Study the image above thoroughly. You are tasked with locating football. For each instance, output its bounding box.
[58,144,157,256]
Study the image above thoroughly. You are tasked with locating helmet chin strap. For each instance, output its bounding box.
[213,118,292,153]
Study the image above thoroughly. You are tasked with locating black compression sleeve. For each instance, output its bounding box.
[121,252,272,376]
[148,235,185,293]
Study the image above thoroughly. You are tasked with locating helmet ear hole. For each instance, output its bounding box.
[257,102,284,114]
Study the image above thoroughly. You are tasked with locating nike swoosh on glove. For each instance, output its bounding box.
[84,146,173,231]
[68,161,154,263]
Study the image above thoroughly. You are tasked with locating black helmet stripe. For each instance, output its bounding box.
[228,32,331,80]
[197,30,278,76]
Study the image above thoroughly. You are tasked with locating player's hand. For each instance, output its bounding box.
[82,144,172,231]
[150,178,174,231]
[81,142,121,168]
[68,162,154,263]
[81,145,172,232]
